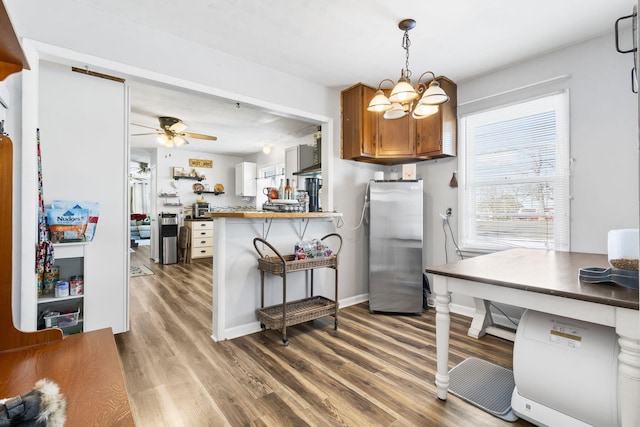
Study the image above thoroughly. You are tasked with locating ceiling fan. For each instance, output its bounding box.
[129,161,153,181]
[131,116,217,147]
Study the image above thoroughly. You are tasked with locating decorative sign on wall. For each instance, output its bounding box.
[189,159,213,168]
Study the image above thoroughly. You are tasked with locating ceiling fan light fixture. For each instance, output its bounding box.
[169,120,187,133]
[132,116,217,148]
[173,135,188,146]
[157,134,169,146]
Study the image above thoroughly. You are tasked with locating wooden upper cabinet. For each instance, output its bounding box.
[0,3,30,81]
[415,76,457,159]
[341,78,457,165]
[376,111,414,158]
[341,83,377,160]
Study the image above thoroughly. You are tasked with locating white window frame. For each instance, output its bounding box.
[458,90,571,253]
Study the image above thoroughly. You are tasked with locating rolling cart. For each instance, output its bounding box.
[253,233,342,345]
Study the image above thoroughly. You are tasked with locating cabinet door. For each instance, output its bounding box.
[416,77,457,158]
[235,162,257,197]
[415,111,443,156]
[341,83,376,159]
[376,114,414,157]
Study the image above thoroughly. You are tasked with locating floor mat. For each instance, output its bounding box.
[448,357,518,422]
[130,264,154,277]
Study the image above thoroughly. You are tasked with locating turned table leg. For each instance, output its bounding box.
[433,275,451,400]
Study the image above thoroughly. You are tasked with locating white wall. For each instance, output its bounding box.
[422,32,639,319]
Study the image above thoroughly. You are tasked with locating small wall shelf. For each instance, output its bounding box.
[38,294,84,304]
[161,193,182,206]
[194,191,225,196]
[173,175,205,181]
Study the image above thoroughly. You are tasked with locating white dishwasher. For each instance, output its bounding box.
[511,309,619,427]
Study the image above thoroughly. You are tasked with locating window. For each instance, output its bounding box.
[256,163,285,205]
[459,91,570,252]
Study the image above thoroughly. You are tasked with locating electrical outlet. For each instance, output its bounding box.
[446,208,452,217]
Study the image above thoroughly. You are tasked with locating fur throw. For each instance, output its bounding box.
[0,379,66,426]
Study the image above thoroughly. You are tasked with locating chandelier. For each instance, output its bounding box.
[367,19,449,120]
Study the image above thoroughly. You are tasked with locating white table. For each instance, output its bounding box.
[426,248,640,426]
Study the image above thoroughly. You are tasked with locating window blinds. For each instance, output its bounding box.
[459,91,570,251]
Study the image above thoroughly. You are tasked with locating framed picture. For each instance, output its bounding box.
[172,167,185,177]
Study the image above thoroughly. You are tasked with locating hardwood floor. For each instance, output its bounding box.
[118,245,533,426]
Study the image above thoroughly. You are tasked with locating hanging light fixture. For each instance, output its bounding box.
[368,19,449,120]
[157,133,188,148]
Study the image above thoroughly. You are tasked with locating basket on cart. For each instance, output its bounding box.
[253,233,342,345]
[257,254,337,275]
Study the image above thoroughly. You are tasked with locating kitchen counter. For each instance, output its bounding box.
[205,211,342,219]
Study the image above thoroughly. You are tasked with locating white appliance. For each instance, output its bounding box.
[235,161,257,197]
[511,310,619,426]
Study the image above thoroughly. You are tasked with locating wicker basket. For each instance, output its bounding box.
[257,296,336,330]
[257,255,337,275]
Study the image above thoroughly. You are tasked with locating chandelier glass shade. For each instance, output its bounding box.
[367,19,449,120]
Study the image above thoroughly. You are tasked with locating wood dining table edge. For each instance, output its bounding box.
[0,327,136,426]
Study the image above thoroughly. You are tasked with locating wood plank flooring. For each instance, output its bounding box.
[118,245,533,426]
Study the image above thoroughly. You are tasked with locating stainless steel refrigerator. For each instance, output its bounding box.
[368,179,423,314]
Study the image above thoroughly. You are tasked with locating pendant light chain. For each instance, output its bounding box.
[402,30,412,80]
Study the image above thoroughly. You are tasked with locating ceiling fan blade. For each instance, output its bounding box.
[131,132,161,136]
[131,123,161,131]
[180,132,217,141]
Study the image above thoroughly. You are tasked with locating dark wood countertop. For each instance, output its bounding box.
[426,248,639,310]
[0,328,135,426]
[204,211,342,219]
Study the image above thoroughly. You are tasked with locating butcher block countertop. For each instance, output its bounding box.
[205,211,342,219]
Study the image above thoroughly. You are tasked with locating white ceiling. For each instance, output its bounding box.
[73,0,634,160]
[128,82,321,159]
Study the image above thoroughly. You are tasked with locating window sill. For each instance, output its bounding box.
[458,247,500,259]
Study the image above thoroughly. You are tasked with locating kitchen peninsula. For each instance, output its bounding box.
[204,211,343,341]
